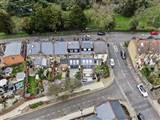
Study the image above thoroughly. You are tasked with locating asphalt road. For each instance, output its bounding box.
[10,33,160,120]
[109,39,160,120]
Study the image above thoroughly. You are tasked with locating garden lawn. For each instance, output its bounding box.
[27,76,38,95]
[114,14,131,31]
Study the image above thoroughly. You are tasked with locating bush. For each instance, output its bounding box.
[29,101,43,109]
[129,18,139,31]
[141,66,151,78]
[0,9,13,34]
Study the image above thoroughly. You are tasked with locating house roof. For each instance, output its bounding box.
[27,42,40,55]
[110,100,128,120]
[34,57,48,66]
[81,41,93,49]
[4,42,22,57]
[0,79,7,87]
[16,72,25,82]
[68,41,80,49]
[96,100,128,120]
[3,55,24,66]
[136,40,160,54]
[41,42,54,55]
[81,58,94,66]
[94,41,106,54]
[54,41,68,55]
[96,102,115,120]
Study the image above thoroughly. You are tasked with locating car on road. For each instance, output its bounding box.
[137,84,148,97]
[120,50,126,60]
[150,31,159,36]
[137,113,145,120]
[110,58,115,67]
[97,31,106,36]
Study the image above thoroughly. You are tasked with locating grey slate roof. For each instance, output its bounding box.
[68,41,80,49]
[41,42,54,55]
[110,100,128,120]
[27,42,40,55]
[54,41,68,55]
[4,42,22,56]
[94,41,106,54]
[81,41,93,48]
[96,102,115,120]
[95,100,128,120]
[34,57,48,66]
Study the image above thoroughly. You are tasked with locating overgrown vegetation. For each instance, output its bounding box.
[95,63,109,78]
[0,0,160,35]
[27,76,38,95]
[12,62,25,76]
[141,65,160,86]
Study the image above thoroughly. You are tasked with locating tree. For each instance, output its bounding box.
[0,9,13,34]
[116,0,151,17]
[84,5,115,30]
[47,83,61,96]
[130,17,139,31]
[23,4,62,33]
[21,17,33,34]
[7,0,35,16]
[70,5,87,30]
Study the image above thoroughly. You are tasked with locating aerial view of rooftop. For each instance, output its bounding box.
[0,0,160,120]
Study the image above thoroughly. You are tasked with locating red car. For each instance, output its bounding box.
[150,31,159,35]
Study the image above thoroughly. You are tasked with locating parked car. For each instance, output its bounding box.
[137,113,145,120]
[110,58,115,67]
[120,50,126,60]
[150,31,159,36]
[137,84,148,97]
[107,43,110,47]
[97,31,106,36]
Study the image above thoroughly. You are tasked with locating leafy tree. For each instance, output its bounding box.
[21,17,33,34]
[84,5,115,30]
[0,9,13,34]
[75,71,81,80]
[70,5,87,30]
[47,83,61,96]
[130,17,139,30]
[24,4,62,33]
[116,0,151,17]
[7,0,35,16]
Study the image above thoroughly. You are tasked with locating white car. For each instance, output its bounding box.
[137,84,148,97]
[110,58,115,67]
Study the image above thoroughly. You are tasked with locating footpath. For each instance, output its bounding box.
[0,69,114,120]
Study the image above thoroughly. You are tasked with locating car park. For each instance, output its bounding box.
[137,113,145,120]
[137,84,148,97]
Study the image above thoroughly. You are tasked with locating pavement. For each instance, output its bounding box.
[54,106,95,120]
